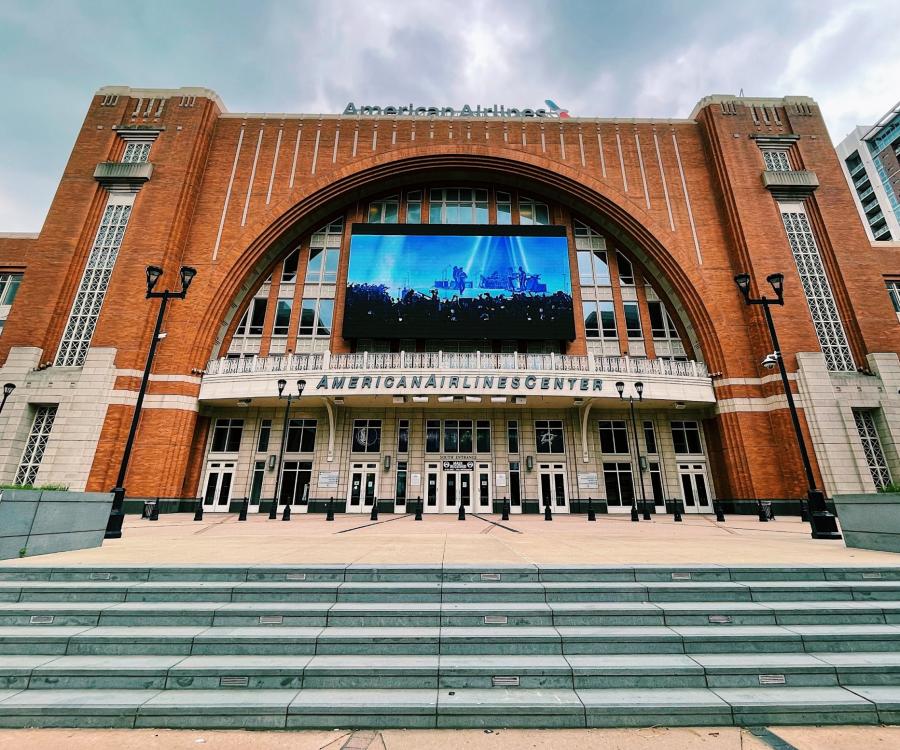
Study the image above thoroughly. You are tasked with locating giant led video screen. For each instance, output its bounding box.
[344,225,575,340]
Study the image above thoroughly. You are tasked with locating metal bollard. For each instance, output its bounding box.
[415,498,423,521]
[193,501,204,521]
[458,504,466,520]
[268,498,278,520]
[149,500,159,522]
[282,504,291,521]
[370,501,378,521]
[631,504,640,522]
[800,499,810,522]
[642,499,651,521]
[673,501,683,523]
[501,499,510,521]
[587,498,596,522]
[758,500,769,523]
[544,504,552,521]
[238,498,248,522]
[714,501,725,523]
[326,498,335,522]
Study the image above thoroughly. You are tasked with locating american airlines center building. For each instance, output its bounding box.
[0,86,897,516]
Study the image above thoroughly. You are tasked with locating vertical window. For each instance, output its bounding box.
[305,219,342,284]
[280,461,312,504]
[426,420,440,453]
[623,302,643,339]
[397,420,409,453]
[507,420,519,453]
[599,301,617,338]
[519,197,550,225]
[367,195,399,223]
[583,301,600,338]
[496,191,512,224]
[535,420,564,454]
[299,299,316,336]
[280,249,299,283]
[780,207,855,372]
[211,419,244,452]
[286,419,317,452]
[273,299,292,336]
[762,149,791,172]
[352,419,382,453]
[406,191,422,224]
[396,460,408,505]
[887,281,900,316]
[853,410,892,489]
[671,421,703,455]
[236,298,267,336]
[617,253,635,285]
[574,223,609,284]
[643,421,657,454]
[0,273,22,306]
[603,462,634,507]
[15,405,57,486]
[121,141,152,163]
[509,461,521,506]
[316,299,334,336]
[250,460,265,503]
[598,420,629,454]
[649,462,664,506]
[476,420,491,453]
[647,301,680,340]
[257,419,271,452]
[577,252,596,286]
[443,420,473,453]
[55,199,133,366]
[429,188,489,224]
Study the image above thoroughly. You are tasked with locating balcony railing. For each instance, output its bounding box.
[205,352,709,379]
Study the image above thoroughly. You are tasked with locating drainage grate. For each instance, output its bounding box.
[286,573,307,581]
[30,615,54,625]
[259,615,284,625]
[492,676,520,687]
[480,573,502,582]
[220,676,250,687]
[708,615,733,624]
[862,572,883,579]
[484,615,508,625]
[89,572,112,580]
[671,572,692,581]
[758,674,786,685]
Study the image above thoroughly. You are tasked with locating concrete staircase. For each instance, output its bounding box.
[0,564,900,728]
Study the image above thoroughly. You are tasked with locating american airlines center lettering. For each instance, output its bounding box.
[314,374,603,393]
[343,103,556,118]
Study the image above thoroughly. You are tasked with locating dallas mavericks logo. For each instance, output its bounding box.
[545,100,571,119]
[540,431,558,448]
[356,426,378,447]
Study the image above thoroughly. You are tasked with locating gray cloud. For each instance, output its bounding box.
[1,0,898,231]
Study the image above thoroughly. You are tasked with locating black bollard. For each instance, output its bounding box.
[370,501,378,521]
[415,498,423,521]
[149,500,159,521]
[326,498,335,522]
[673,501,683,523]
[758,500,768,523]
[458,503,466,520]
[544,504,552,521]
[282,504,291,521]
[501,499,510,521]
[631,504,640,522]
[715,501,725,523]
[268,498,278,520]
[238,498,248,522]
[587,498,596,522]
[642,499,651,521]
[193,501,204,521]
[800,499,810,522]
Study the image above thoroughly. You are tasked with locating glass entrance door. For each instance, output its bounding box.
[347,462,378,513]
[202,462,235,512]
[538,463,569,513]
[678,463,712,513]
[442,471,472,513]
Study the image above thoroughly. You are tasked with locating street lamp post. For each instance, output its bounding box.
[271,378,306,519]
[0,383,16,416]
[734,272,841,540]
[105,265,196,540]
[616,380,649,522]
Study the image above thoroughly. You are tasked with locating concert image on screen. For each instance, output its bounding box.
[344,224,575,340]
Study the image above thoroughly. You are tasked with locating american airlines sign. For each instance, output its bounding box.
[342,99,570,119]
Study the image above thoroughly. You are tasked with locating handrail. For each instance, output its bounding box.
[205,352,709,379]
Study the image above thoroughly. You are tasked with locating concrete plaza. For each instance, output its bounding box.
[2,511,899,568]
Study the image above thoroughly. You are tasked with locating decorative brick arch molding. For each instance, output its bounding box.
[191,146,726,372]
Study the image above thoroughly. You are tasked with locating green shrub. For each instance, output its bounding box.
[0,483,69,491]
[878,482,900,494]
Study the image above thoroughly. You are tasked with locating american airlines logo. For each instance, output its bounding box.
[342,100,573,119]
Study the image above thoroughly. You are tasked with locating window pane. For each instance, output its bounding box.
[306,248,323,282]
[623,303,642,339]
[299,299,316,336]
[281,250,299,283]
[592,251,610,284]
[274,299,292,336]
[599,302,617,338]
[249,299,267,334]
[648,301,666,337]
[617,253,635,285]
[577,251,594,285]
[316,299,334,336]
[583,302,599,338]
[323,249,339,283]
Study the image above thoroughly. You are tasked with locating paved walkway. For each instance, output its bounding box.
[3,512,898,567]
[3,726,900,749]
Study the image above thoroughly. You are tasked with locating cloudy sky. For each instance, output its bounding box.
[1,0,898,232]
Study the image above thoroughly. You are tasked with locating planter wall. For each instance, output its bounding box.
[0,489,114,560]
[833,493,900,554]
